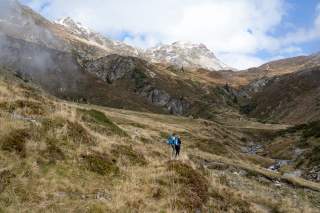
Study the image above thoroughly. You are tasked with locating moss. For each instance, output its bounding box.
[1,129,30,157]
[111,144,147,166]
[79,109,128,137]
[81,152,119,176]
[167,161,209,211]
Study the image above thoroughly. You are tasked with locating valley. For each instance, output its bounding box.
[0,1,320,212]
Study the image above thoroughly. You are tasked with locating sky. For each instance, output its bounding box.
[20,0,320,69]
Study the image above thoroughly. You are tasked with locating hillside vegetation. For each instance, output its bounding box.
[1,67,320,212]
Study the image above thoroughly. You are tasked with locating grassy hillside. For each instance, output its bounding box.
[1,67,320,212]
[240,66,320,124]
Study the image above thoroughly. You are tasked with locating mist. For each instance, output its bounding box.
[0,0,85,99]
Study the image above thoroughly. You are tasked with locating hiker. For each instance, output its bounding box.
[174,135,181,158]
[167,133,177,158]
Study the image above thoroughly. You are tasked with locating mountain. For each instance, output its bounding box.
[240,53,320,80]
[54,17,233,71]
[0,2,239,120]
[144,41,233,71]
[239,66,320,124]
[54,17,140,57]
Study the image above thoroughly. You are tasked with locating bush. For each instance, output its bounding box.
[41,137,65,164]
[167,161,209,211]
[81,152,119,176]
[302,121,320,139]
[1,129,30,157]
[79,109,128,137]
[66,121,95,145]
[111,144,147,166]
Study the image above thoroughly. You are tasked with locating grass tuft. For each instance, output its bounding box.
[79,109,128,137]
[0,129,30,158]
[167,161,209,210]
[81,152,119,176]
[111,144,147,166]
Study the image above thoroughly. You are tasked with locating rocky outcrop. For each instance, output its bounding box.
[138,86,190,115]
[84,55,139,83]
[84,54,191,115]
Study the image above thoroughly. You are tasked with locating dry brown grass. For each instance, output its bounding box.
[0,71,320,212]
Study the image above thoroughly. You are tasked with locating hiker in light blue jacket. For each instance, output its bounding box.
[167,133,177,158]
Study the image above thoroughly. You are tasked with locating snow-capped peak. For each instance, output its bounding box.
[54,17,232,70]
[55,17,92,36]
[145,41,233,71]
[54,17,139,57]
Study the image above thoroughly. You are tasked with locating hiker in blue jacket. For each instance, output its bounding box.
[167,133,177,158]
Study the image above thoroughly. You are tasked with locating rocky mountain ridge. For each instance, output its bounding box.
[54,17,232,71]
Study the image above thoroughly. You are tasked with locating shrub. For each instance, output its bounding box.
[111,144,147,166]
[302,121,320,139]
[1,129,30,157]
[167,161,209,211]
[66,121,95,145]
[79,109,128,137]
[41,137,65,164]
[81,152,119,176]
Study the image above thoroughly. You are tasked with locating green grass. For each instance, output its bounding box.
[81,152,119,176]
[111,144,147,166]
[79,109,128,137]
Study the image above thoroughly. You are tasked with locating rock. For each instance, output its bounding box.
[242,143,264,154]
[305,165,320,182]
[85,55,137,83]
[268,160,291,171]
[283,170,302,178]
[274,181,282,188]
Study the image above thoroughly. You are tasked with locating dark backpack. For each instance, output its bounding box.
[176,137,181,146]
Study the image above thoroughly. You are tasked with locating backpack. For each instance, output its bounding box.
[175,137,181,146]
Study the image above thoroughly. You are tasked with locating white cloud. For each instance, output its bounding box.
[218,53,267,70]
[23,0,320,69]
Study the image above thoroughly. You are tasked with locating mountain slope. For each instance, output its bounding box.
[239,66,320,124]
[1,66,320,212]
[54,17,140,57]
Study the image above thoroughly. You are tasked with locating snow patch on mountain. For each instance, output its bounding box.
[144,41,233,71]
[55,17,233,71]
[54,17,139,56]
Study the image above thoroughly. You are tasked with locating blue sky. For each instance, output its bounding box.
[20,0,320,69]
